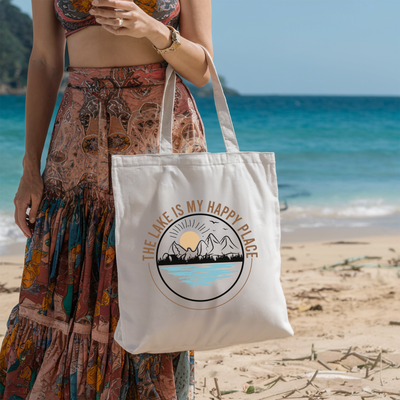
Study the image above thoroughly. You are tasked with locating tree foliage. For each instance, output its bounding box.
[0,0,33,87]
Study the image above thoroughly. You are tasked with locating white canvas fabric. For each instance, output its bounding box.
[111,44,293,354]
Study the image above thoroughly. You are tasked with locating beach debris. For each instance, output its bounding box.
[389,321,400,326]
[388,257,400,266]
[378,351,383,387]
[289,304,324,313]
[280,201,288,212]
[317,359,333,370]
[294,293,323,301]
[304,370,359,379]
[0,282,20,294]
[311,286,341,292]
[0,261,22,265]
[324,241,370,245]
[311,343,316,361]
[202,345,400,399]
[383,291,396,299]
[372,388,400,396]
[242,384,265,394]
[287,257,296,261]
[369,351,382,373]
[321,255,400,271]
[209,378,222,399]
[323,255,380,269]
[264,375,286,390]
[258,370,321,399]
[214,378,222,399]
[232,349,256,356]
[266,345,399,385]
[281,355,312,361]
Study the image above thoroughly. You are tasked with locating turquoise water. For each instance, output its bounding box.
[159,262,242,288]
[198,96,400,206]
[1,94,399,246]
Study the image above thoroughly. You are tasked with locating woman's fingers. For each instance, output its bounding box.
[14,197,31,238]
[13,173,44,239]
[89,0,151,38]
[28,193,42,229]
[91,0,138,13]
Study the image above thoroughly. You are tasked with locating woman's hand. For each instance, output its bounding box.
[89,0,161,39]
[14,171,44,239]
[88,0,213,87]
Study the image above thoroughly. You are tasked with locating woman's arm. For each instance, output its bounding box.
[14,0,66,238]
[89,0,213,87]
[147,0,213,87]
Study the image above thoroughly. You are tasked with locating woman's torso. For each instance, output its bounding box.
[54,0,180,67]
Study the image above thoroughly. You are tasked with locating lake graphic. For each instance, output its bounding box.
[156,213,245,302]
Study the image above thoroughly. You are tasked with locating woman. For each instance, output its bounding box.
[0,0,212,398]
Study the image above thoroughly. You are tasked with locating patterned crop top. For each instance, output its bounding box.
[54,0,180,38]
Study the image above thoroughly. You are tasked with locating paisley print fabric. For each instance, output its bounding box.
[54,0,180,37]
[0,61,206,399]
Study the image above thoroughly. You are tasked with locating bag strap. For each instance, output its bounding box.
[159,43,240,154]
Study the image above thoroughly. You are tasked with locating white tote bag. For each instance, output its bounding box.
[111,44,293,354]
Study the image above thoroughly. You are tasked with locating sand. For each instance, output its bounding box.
[0,235,399,398]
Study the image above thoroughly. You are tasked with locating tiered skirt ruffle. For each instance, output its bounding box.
[0,183,194,399]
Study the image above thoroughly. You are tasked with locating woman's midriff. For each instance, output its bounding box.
[66,25,167,68]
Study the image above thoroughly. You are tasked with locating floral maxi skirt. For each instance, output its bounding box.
[0,61,208,399]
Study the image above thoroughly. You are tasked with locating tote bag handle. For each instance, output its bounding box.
[159,44,240,154]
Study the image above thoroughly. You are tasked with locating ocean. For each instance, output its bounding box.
[1,95,399,251]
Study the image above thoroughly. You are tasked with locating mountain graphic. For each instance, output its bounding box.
[158,233,244,265]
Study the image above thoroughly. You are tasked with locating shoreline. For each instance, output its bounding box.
[1,219,399,257]
[1,231,398,265]
[280,216,400,243]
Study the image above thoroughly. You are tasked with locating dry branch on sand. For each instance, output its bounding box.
[206,346,400,399]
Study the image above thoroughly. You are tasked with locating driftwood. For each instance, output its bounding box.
[0,282,20,294]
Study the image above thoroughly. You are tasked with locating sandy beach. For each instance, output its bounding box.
[1,234,399,398]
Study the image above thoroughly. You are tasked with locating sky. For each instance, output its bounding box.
[12,0,400,96]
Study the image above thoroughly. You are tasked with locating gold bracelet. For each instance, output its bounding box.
[152,26,181,55]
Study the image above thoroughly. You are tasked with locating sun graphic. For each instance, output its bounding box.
[180,231,200,251]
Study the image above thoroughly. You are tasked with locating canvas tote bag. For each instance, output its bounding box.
[111,44,293,354]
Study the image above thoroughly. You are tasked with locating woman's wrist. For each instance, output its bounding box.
[22,155,41,176]
[146,20,173,50]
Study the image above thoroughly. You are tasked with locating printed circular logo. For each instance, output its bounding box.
[156,213,245,303]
